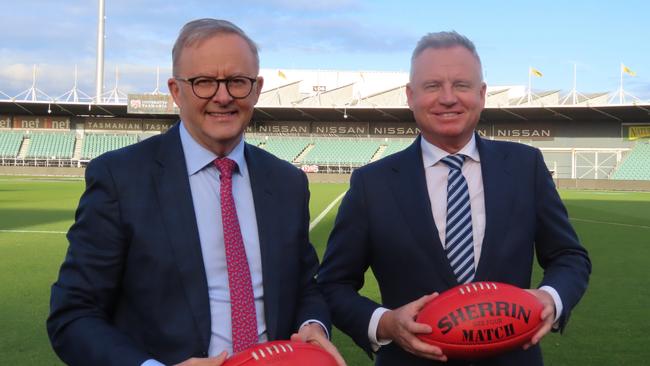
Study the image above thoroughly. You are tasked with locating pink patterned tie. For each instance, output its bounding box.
[214,158,258,353]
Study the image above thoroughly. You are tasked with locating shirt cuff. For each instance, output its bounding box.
[368,307,392,352]
[300,319,330,340]
[141,360,165,366]
[539,285,563,323]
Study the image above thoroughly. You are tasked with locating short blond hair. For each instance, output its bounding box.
[410,31,482,80]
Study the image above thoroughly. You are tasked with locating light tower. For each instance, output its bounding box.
[95,0,106,103]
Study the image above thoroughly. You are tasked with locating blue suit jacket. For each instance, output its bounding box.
[47,124,329,366]
[318,135,591,366]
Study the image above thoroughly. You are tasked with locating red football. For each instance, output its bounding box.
[223,340,338,366]
[416,282,544,359]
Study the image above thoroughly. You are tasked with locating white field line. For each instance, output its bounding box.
[309,191,347,232]
[569,218,650,230]
[0,229,66,234]
[2,191,348,235]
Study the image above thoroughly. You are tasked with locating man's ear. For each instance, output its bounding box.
[168,78,182,108]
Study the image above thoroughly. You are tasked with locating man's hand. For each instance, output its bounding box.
[174,351,228,366]
[376,293,447,362]
[291,322,347,366]
[523,289,556,350]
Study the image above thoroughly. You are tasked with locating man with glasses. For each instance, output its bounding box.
[48,18,345,366]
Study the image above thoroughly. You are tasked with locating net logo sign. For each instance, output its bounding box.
[12,116,70,129]
[0,116,10,128]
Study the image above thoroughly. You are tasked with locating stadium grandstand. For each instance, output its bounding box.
[1,69,649,189]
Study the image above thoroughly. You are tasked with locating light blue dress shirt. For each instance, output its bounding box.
[180,123,268,357]
[143,124,266,366]
[144,124,326,366]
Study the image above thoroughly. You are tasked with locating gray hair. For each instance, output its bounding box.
[410,31,482,80]
[172,18,259,75]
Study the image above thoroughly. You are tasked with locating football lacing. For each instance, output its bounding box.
[458,282,498,295]
[250,343,294,360]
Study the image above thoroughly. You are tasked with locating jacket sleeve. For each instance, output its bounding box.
[47,157,150,366]
[318,170,381,355]
[293,171,332,335]
[532,148,592,330]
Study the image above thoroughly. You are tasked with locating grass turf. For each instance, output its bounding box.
[1,177,649,365]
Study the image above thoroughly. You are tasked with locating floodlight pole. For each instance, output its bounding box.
[95,0,106,103]
[73,65,79,102]
[30,65,37,101]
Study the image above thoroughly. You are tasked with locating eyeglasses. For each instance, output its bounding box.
[175,76,257,99]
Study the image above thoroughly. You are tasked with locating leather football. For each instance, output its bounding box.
[223,340,338,366]
[416,282,545,359]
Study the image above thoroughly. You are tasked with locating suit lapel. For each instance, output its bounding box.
[244,145,280,340]
[388,137,458,288]
[153,124,211,349]
[474,136,514,280]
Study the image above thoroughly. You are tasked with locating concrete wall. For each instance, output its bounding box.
[555,178,650,191]
[306,173,350,184]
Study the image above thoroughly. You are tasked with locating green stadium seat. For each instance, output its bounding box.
[380,138,414,157]
[611,141,650,180]
[244,136,264,147]
[81,133,139,160]
[302,138,382,166]
[25,132,76,159]
[0,131,24,158]
[262,137,311,162]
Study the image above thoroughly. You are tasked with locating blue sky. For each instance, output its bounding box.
[1,0,648,100]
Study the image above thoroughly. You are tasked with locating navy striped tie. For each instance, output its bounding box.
[441,155,475,284]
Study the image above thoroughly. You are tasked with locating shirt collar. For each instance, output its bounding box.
[421,133,480,167]
[179,121,247,176]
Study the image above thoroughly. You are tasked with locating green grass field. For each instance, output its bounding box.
[1,177,649,365]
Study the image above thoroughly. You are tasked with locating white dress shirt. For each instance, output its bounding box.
[422,134,486,266]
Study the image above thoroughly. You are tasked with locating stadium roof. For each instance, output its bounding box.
[1,69,649,123]
[2,99,649,124]
[4,68,648,107]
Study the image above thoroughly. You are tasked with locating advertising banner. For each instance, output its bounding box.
[128,94,179,115]
[312,122,369,135]
[12,116,71,129]
[627,125,650,140]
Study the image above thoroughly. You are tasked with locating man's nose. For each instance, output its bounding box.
[438,85,458,105]
[211,82,233,104]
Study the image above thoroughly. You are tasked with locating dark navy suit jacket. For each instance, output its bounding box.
[47,124,329,366]
[318,135,590,366]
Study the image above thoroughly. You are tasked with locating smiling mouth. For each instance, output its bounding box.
[207,111,237,117]
[435,112,462,118]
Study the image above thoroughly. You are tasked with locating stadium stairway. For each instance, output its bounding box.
[17,136,30,159]
[72,135,83,160]
[294,143,315,163]
[371,145,387,162]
